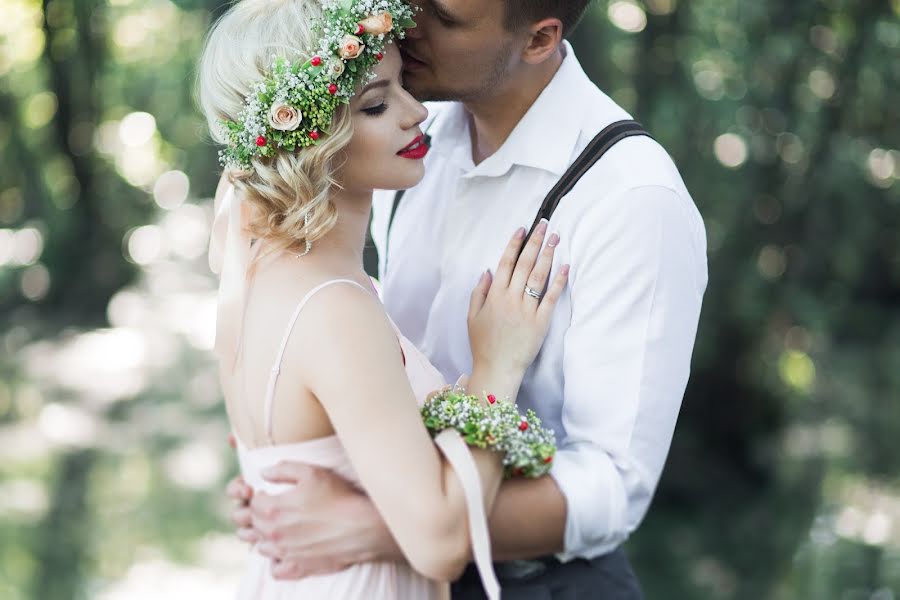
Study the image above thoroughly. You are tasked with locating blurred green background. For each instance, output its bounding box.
[0,0,898,598]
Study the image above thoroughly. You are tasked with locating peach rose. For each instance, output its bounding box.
[339,34,365,60]
[329,59,345,79]
[359,12,393,35]
[268,103,302,131]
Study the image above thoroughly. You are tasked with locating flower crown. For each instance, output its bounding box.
[219,0,417,171]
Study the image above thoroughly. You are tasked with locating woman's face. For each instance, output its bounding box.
[336,44,429,194]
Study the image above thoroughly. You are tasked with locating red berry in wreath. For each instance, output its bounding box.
[356,24,365,35]
[309,130,320,141]
[328,83,338,95]
[544,456,553,464]
[487,394,496,404]
[519,421,529,431]
[376,52,384,61]
[255,136,266,147]
[310,56,322,67]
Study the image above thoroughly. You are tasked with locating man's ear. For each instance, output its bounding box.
[522,18,564,65]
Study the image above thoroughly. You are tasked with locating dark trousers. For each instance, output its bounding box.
[450,548,642,600]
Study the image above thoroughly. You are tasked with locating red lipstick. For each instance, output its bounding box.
[397,134,428,160]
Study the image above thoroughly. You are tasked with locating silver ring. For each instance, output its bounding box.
[524,286,542,300]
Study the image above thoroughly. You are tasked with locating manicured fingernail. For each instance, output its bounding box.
[561,264,570,276]
[515,227,526,239]
[537,219,549,234]
[548,232,560,247]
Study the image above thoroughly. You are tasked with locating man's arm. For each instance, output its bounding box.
[545,184,707,558]
[457,184,705,561]
[485,475,567,560]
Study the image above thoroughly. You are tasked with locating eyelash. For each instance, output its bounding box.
[430,6,456,27]
[435,12,456,27]
[362,103,388,116]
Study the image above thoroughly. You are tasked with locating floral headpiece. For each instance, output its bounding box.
[219,0,417,171]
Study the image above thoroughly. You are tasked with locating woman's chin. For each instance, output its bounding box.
[385,164,426,191]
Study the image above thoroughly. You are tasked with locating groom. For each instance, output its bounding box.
[227,0,707,597]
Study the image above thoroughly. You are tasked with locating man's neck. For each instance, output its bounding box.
[463,47,564,166]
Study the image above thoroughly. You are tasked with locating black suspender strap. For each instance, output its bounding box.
[522,119,651,244]
[384,121,651,266]
[385,188,406,257]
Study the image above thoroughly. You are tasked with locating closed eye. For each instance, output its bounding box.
[362,103,388,116]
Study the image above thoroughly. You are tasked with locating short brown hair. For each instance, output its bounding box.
[503,0,592,37]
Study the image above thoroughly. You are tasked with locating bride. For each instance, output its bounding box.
[198,0,569,597]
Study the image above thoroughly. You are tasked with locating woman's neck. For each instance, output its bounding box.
[310,187,373,270]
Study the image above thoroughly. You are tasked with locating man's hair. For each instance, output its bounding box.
[503,0,592,38]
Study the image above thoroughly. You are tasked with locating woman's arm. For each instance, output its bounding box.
[292,225,566,581]
[296,285,502,581]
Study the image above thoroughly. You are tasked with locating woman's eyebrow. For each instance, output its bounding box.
[360,79,390,95]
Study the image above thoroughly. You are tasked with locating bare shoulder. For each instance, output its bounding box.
[284,280,402,379]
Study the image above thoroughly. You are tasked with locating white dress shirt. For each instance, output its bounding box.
[371,42,708,561]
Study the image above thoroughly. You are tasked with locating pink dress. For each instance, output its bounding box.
[232,279,499,600]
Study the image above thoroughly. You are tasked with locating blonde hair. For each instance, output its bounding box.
[197,0,353,255]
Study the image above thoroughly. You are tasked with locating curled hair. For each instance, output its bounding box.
[197,0,352,256]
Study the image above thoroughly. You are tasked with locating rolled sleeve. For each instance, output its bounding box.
[550,185,707,560]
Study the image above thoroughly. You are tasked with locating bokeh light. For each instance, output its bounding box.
[608,1,647,33]
[713,133,748,168]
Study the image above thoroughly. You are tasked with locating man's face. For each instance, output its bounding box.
[400,0,523,102]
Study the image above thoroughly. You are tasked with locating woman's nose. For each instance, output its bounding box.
[402,96,429,129]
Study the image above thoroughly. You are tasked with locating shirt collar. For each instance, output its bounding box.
[428,42,599,178]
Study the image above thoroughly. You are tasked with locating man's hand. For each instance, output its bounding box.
[226,475,258,543]
[247,460,401,580]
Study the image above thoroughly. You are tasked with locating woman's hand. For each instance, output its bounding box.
[467,219,569,378]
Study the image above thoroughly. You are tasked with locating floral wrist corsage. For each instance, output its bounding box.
[421,390,557,478]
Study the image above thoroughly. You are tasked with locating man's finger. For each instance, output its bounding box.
[249,491,281,527]
[237,527,260,544]
[256,541,283,560]
[271,560,306,581]
[231,505,253,528]
[226,476,252,503]
[261,461,316,485]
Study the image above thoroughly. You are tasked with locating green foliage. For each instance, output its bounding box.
[0,0,897,599]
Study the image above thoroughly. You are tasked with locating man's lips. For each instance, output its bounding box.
[400,47,427,69]
[397,134,428,159]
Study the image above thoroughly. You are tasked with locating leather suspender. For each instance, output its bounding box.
[521,119,651,245]
[384,120,652,266]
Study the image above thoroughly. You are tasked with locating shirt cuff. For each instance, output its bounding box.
[549,443,629,561]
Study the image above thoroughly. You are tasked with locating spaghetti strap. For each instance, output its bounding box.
[262,278,368,444]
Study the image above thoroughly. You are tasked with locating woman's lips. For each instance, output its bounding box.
[397,134,428,160]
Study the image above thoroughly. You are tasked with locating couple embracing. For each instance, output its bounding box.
[198,0,707,597]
